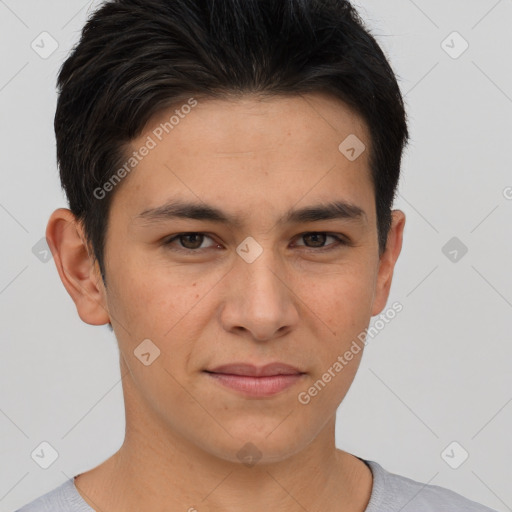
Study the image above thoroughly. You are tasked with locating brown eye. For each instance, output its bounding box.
[163,232,218,252]
[177,233,205,249]
[302,233,328,248]
[294,232,347,250]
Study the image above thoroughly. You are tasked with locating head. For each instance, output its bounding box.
[48,0,408,464]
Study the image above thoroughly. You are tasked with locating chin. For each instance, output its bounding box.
[200,424,311,466]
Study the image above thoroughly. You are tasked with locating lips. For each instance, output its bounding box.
[205,362,304,377]
[204,362,305,397]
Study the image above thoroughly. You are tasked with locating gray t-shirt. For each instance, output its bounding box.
[15,458,497,511]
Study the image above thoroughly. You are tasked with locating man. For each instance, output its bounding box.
[17,0,497,511]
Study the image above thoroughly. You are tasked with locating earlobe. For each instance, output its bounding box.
[371,209,406,317]
[45,208,111,326]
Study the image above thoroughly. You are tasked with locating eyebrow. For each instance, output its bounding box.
[135,199,367,228]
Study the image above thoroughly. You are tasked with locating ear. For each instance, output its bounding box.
[371,209,406,316]
[45,208,111,326]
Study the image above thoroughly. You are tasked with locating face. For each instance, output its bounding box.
[50,92,405,464]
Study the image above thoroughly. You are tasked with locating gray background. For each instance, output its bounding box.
[1,0,511,510]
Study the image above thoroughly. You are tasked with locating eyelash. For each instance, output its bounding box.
[162,232,349,254]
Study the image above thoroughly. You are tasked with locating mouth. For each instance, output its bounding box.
[203,362,306,398]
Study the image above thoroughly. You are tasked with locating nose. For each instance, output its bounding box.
[219,245,300,342]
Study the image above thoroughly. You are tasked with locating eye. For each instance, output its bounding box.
[162,232,220,252]
[162,231,349,255]
[293,232,348,251]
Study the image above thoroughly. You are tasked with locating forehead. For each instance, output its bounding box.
[144,92,369,157]
[110,92,375,228]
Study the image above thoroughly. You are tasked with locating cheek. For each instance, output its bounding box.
[106,255,225,342]
[299,265,374,397]
[305,264,375,335]
[298,272,373,411]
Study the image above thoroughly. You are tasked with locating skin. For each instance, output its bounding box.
[46,92,405,512]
